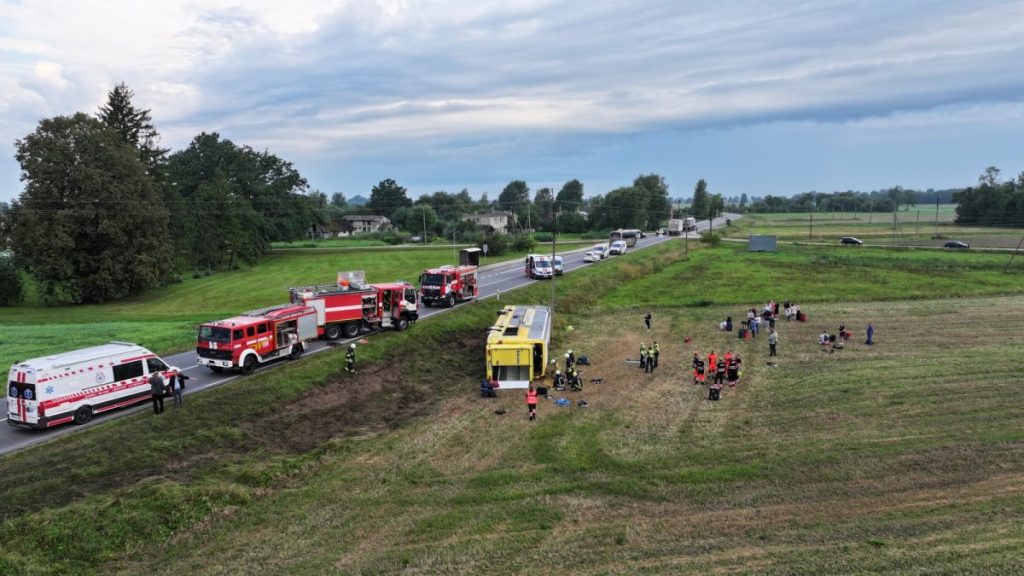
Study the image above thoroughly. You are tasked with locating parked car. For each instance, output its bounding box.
[840,237,863,246]
[944,240,970,249]
[592,244,610,259]
[609,240,628,255]
[582,250,601,263]
[553,255,564,275]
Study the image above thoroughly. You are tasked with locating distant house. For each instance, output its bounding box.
[340,215,391,234]
[306,223,333,240]
[462,211,518,235]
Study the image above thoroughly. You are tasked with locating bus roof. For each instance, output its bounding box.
[487,305,551,344]
[11,341,149,372]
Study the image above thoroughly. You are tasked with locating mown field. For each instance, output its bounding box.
[734,206,1024,248]
[1,240,1022,574]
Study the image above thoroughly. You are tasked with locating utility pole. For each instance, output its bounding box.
[934,196,940,237]
[892,212,897,248]
[915,210,920,238]
[550,198,557,324]
[809,210,814,240]
[422,206,427,243]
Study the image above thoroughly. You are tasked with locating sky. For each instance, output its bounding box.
[2,0,1023,203]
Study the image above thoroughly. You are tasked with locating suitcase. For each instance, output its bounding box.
[536,386,549,396]
[708,387,721,401]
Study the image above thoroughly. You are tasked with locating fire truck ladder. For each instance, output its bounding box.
[242,304,294,317]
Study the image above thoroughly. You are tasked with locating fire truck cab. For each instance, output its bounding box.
[289,271,419,340]
[419,265,478,307]
[196,303,318,374]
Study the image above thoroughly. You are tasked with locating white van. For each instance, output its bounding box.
[591,244,610,259]
[609,240,628,255]
[7,342,179,429]
[525,254,554,279]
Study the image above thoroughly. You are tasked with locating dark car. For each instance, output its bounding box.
[944,240,969,249]
[840,237,863,246]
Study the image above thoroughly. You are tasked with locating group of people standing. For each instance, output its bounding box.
[638,342,660,373]
[692,349,743,389]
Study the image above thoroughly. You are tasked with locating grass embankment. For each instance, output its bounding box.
[1,241,1023,574]
[734,208,1024,249]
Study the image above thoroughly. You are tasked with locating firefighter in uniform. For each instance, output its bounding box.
[727,355,740,387]
[639,344,647,370]
[653,342,660,368]
[564,352,575,374]
[714,356,727,386]
[692,352,705,385]
[345,343,357,373]
[553,369,566,390]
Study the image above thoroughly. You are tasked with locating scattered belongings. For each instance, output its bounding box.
[625,359,641,365]
[577,355,591,365]
[494,408,507,415]
[555,398,571,407]
[577,400,589,407]
[765,362,779,368]
[709,387,721,401]
[589,378,604,384]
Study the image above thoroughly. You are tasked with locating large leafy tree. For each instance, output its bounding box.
[164,132,312,272]
[97,82,168,179]
[11,113,174,303]
[634,173,669,228]
[498,180,530,228]
[691,179,710,220]
[602,186,649,229]
[555,179,584,212]
[533,187,554,231]
[368,179,412,215]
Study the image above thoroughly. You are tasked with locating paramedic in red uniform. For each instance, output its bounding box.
[526,385,538,421]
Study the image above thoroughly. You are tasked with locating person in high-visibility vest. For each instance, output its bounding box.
[639,344,647,370]
[645,345,655,373]
[707,350,717,378]
[526,385,538,420]
[345,343,357,373]
[653,342,660,368]
[692,353,705,385]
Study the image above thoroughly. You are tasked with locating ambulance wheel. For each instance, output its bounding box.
[73,405,93,425]
[209,366,224,373]
[241,356,257,375]
[343,322,360,339]
[290,345,303,360]
[446,293,456,307]
[325,324,342,340]
[396,318,409,331]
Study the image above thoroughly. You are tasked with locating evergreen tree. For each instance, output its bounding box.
[97,82,168,178]
[691,179,711,220]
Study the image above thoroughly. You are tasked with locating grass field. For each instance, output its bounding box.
[734,207,1024,249]
[1,240,1022,574]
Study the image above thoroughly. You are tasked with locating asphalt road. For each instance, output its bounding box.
[1,215,735,455]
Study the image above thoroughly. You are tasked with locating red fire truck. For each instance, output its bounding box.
[288,271,420,340]
[196,304,318,374]
[419,265,478,307]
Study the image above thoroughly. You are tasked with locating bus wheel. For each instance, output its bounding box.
[209,366,224,373]
[396,318,409,331]
[325,324,342,340]
[241,356,257,375]
[290,345,303,360]
[343,322,360,338]
[73,405,93,425]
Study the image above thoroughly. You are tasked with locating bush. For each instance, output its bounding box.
[381,233,406,245]
[581,229,611,240]
[511,235,536,252]
[532,232,553,243]
[480,233,509,256]
[699,232,722,246]
[0,258,24,306]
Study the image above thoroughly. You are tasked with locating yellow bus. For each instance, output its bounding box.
[485,305,551,389]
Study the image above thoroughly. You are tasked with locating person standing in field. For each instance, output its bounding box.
[149,371,166,415]
[768,328,779,357]
[727,355,740,387]
[639,344,647,370]
[866,323,875,345]
[644,312,652,331]
[707,350,717,379]
[714,356,727,386]
[346,343,357,373]
[692,353,705,385]
[526,385,538,420]
[653,342,660,369]
[169,368,190,408]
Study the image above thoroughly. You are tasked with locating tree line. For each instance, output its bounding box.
[952,166,1024,227]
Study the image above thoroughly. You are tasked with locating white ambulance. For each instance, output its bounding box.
[7,342,179,429]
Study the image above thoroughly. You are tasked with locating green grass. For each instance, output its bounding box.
[1,240,1022,574]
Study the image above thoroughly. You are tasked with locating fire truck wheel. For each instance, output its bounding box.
[446,293,456,307]
[396,318,409,331]
[73,405,93,425]
[343,322,360,339]
[241,356,257,375]
[325,324,342,340]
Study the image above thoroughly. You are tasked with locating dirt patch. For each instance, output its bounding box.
[242,334,486,453]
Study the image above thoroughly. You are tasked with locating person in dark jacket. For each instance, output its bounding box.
[644,312,652,331]
[169,369,190,408]
[714,357,727,386]
[692,353,705,385]
[346,343,357,373]
[149,371,166,414]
